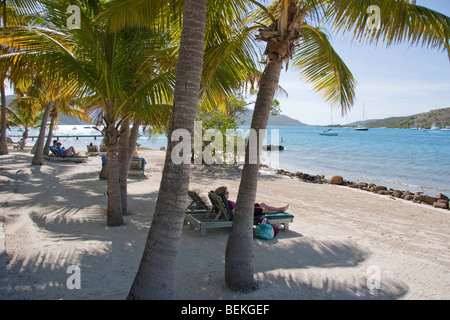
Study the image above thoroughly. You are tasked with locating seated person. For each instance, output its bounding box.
[214,186,289,216]
[87,142,98,152]
[54,141,80,157]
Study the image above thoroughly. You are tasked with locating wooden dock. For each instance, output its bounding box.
[8,135,103,141]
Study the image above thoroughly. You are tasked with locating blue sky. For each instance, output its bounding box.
[273,0,450,126]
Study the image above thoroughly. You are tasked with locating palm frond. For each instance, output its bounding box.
[292,25,357,113]
[325,0,450,58]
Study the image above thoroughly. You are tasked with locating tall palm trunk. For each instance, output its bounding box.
[31,100,54,165]
[127,0,207,300]
[118,119,130,216]
[21,126,28,150]
[0,0,8,155]
[225,60,283,291]
[103,104,124,226]
[119,120,140,215]
[0,83,9,155]
[127,121,140,163]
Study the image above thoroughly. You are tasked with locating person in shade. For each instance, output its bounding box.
[54,141,80,157]
[214,186,289,216]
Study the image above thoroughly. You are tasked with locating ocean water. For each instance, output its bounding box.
[267,126,450,197]
[8,125,450,197]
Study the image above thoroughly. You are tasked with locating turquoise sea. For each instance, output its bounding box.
[8,125,450,197]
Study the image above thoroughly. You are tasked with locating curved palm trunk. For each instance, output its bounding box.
[225,60,283,291]
[127,121,140,163]
[0,83,9,155]
[104,110,124,226]
[31,100,54,165]
[127,0,207,300]
[43,109,57,156]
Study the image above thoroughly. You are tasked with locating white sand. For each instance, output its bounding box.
[0,148,448,300]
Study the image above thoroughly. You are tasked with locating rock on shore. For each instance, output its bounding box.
[274,171,449,210]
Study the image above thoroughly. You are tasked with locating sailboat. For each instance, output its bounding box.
[355,103,368,131]
[319,108,339,136]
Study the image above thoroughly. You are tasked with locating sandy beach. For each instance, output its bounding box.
[0,148,448,300]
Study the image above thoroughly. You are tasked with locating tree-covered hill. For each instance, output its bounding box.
[345,107,450,129]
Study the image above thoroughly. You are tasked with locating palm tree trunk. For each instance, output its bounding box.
[0,1,9,155]
[127,0,207,300]
[0,83,9,155]
[127,121,140,163]
[225,59,283,291]
[104,106,124,226]
[118,120,139,215]
[118,119,130,216]
[21,126,28,150]
[31,100,54,165]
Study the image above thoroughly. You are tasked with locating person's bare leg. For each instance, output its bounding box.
[259,203,289,214]
[71,147,80,156]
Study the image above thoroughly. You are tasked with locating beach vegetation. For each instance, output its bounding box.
[2,0,177,225]
[1,0,41,155]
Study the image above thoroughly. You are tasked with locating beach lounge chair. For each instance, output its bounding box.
[12,140,24,150]
[186,190,211,213]
[128,157,146,177]
[184,191,294,237]
[44,146,88,163]
[184,192,233,237]
[100,155,146,177]
[86,144,105,156]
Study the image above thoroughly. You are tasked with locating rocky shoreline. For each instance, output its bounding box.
[273,167,449,211]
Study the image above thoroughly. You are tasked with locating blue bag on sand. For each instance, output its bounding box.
[254,219,274,240]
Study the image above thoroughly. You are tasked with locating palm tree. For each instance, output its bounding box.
[43,94,91,156]
[126,0,209,300]
[225,0,450,291]
[105,0,259,299]
[4,0,178,225]
[30,78,60,165]
[8,80,45,149]
[0,0,40,154]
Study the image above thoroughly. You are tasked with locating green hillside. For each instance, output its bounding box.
[366,107,450,129]
[239,108,306,126]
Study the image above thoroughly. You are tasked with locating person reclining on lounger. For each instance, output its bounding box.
[53,141,80,157]
[214,186,289,216]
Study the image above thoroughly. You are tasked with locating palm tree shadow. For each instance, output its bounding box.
[254,237,369,271]
[253,271,408,300]
[250,237,408,299]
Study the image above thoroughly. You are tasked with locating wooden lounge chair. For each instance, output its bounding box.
[184,191,294,237]
[12,140,24,150]
[184,192,233,237]
[44,146,88,163]
[128,157,146,177]
[186,190,211,213]
[86,144,106,156]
